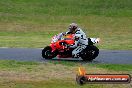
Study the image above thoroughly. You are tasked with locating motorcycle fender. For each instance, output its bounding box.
[50,43,57,52]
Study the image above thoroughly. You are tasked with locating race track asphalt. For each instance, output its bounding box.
[0,48,132,64]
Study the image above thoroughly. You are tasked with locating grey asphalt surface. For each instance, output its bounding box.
[0,48,132,64]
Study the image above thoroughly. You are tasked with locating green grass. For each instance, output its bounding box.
[0,0,132,49]
[0,79,107,88]
[0,60,38,69]
[88,64,132,71]
[0,60,131,88]
[50,61,132,71]
[0,31,54,48]
[0,0,132,17]
[0,60,132,71]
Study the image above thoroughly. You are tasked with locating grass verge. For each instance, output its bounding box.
[0,60,131,88]
[0,0,132,49]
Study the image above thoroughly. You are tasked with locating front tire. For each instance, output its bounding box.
[81,45,99,61]
[42,46,57,59]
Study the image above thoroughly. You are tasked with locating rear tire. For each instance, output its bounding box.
[42,46,57,59]
[81,45,99,61]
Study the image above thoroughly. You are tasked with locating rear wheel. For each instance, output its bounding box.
[42,46,57,59]
[81,45,99,61]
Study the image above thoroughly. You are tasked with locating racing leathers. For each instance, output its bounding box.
[66,28,88,58]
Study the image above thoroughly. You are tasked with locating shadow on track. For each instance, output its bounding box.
[42,58,101,65]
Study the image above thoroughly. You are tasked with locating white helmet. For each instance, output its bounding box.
[69,23,78,32]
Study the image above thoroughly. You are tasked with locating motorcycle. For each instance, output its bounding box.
[42,33,100,61]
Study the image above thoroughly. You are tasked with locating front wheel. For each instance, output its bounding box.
[81,45,99,61]
[42,46,57,59]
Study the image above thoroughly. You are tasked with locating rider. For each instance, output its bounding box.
[65,23,88,58]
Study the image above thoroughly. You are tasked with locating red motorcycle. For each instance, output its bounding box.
[42,33,100,61]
